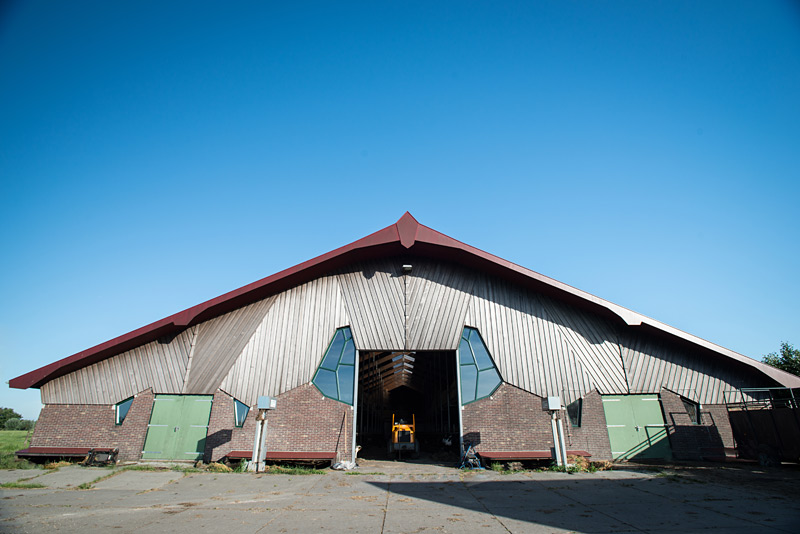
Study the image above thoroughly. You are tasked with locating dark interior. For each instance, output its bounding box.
[356,350,459,461]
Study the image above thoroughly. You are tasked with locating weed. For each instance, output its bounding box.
[0,481,46,489]
[44,461,72,470]
[345,471,386,476]
[489,462,523,475]
[263,465,325,475]
[205,462,233,473]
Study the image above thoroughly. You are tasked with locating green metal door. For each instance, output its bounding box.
[142,395,213,460]
[602,395,671,460]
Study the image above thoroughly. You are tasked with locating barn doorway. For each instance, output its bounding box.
[356,350,459,461]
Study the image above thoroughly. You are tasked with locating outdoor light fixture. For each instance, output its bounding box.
[402,264,412,273]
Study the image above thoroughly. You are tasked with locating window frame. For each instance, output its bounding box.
[115,397,134,426]
[312,327,356,405]
[459,327,502,404]
[233,398,250,428]
[681,397,701,424]
[566,398,582,427]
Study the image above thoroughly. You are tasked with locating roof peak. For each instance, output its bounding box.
[395,212,420,248]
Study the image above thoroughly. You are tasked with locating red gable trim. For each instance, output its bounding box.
[10,212,800,390]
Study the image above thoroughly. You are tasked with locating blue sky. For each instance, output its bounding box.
[2,1,799,419]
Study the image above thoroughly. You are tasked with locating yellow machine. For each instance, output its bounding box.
[389,414,419,457]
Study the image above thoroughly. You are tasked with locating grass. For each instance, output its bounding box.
[0,430,36,470]
[345,471,386,476]
[489,462,523,475]
[0,481,46,489]
[262,465,326,475]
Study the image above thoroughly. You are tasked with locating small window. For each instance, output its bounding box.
[681,397,701,424]
[567,399,582,427]
[234,398,250,427]
[115,397,134,425]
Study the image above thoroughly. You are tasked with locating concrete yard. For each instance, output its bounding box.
[1,461,798,533]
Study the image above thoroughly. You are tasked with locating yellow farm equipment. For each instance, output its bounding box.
[388,414,419,457]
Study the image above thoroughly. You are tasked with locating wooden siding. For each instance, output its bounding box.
[183,297,275,394]
[219,274,350,404]
[536,293,628,394]
[621,333,756,405]
[41,257,769,409]
[41,328,194,404]
[465,275,594,403]
[337,260,405,350]
[406,261,474,351]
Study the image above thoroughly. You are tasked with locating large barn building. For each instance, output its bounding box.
[11,213,800,465]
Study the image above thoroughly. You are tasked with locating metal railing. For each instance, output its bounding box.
[724,387,800,410]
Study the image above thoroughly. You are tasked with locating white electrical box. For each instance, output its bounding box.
[544,396,562,411]
[257,396,277,410]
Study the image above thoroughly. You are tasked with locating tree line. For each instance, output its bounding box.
[0,408,35,431]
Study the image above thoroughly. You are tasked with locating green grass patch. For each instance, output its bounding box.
[263,465,325,475]
[345,471,386,476]
[74,470,123,490]
[0,481,46,489]
[0,430,36,470]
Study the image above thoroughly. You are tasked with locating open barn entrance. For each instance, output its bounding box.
[356,350,459,462]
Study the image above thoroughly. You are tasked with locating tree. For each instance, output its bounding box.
[762,342,800,376]
[4,418,21,430]
[0,407,22,428]
[17,419,35,431]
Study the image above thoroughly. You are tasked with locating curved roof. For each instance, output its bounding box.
[11,212,800,390]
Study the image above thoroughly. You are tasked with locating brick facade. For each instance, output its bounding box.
[462,384,612,461]
[30,384,354,464]
[659,388,733,459]
[562,390,613,460]
[29,383,736,464]
[206,383,353,463]
[30,389,154,462]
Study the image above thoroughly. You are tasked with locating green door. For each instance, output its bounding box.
[602,394,671,460]
[142,395,213,460]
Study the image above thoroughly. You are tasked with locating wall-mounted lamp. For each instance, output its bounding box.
[402,264,413,274]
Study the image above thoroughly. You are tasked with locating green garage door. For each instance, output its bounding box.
[142,395,213,460]
[602,395,672,460]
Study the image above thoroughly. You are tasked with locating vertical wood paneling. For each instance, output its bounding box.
[39,258,765,411]
[337,260,405,350]
[537,294,627,394]
[621,332,757,404]
[219,274,350,405]
[183,297,275,394]
[406,261,474,351]
[41,328,194,404]
[466,275,596,401]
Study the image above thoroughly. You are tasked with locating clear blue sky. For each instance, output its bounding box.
[2,1,799,420]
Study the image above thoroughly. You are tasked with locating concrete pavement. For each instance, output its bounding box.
[1,461,798,533]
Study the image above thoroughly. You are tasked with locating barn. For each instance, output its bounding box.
[11,213,800,465]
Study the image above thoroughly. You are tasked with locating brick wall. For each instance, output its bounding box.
[461,384,612,460]
[30,389,154,462]
[206,384,353,463]
[660,388,732,459]
[563,390,613,460]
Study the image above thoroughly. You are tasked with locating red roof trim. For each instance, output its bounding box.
[10,212,800,390]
